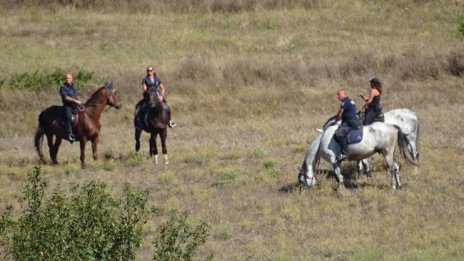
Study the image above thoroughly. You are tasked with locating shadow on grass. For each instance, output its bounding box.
[279,170,407,193]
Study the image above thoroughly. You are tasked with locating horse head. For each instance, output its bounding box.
[298,166,316,187]
[146,88,164,110]
[104,81,122,109]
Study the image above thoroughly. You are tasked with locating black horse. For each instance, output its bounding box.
[134,88,170,164]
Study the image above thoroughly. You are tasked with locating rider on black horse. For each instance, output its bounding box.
[135,66,176,130]
[59,73,82,142]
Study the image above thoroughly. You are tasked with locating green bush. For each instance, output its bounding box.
[0,166,211,260]
[1,166,150,260]
[153,211,211,261]
[8,68,93,91]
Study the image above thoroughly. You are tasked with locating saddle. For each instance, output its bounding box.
[58,108,79,128]
[343,118,363,145]
[347,127,363,145]
[358,110,385,124]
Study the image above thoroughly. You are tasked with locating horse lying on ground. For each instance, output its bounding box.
[34,82,121,168]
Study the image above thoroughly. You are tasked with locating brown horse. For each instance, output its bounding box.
[134,89,169,164]
[34,82,121,168]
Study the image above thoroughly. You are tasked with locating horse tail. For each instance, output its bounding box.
[396,127,420,166]
[34,111,46,163]
[416,123,420,160]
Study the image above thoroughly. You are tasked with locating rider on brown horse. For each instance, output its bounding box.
[135,66,176,131]
[59,73,82,142]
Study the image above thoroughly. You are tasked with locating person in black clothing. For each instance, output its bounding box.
[361,78,383,125]
[59,73,81,142]
[334,90,361,160]
[134,66,176,130]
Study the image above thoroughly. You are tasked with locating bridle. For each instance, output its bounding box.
[298,167,314,187]
[82,85,120,111]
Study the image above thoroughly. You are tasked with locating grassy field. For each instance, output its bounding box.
[1,1,464,259]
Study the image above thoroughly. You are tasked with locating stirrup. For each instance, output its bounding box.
[168,121,177,128]
[69,133,77,142]
[336,153,347,162]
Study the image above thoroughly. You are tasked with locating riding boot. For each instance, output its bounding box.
[164,103,176,128]
[64,106,76,142]
[66,121,76,142]
[336,138,348,161]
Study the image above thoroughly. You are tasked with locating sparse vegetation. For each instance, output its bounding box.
[1,1,463,260]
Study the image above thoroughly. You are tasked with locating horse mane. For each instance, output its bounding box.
[85,86,108,106]
[322,115,338,130]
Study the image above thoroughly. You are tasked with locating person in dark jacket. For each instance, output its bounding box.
[59,73,81,142]
[134,66,176,130]
[361,78,383,125]
[334,90,361,160]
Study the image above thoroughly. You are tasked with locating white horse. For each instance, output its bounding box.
[299,121,407,189]
[357,108,420,178]
[316,108,420,179]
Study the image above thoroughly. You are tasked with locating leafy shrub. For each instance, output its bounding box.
[153,211,211,261]
[0,166,150,260]
[8,68,93,91]
[0,166,211,260]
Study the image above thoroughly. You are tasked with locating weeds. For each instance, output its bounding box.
[6,68,93,91]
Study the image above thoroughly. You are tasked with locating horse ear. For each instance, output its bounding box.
[104,81,113,90]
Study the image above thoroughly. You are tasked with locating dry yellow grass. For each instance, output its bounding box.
[1,1,464,260]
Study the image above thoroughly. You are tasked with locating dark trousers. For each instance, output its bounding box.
[334,122,352,152]
[363,109,378,125]
[64,106,74,135]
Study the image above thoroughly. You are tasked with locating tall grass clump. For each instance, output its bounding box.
[153,211,211,261]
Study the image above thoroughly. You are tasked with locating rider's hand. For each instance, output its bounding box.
[158,95,164,102]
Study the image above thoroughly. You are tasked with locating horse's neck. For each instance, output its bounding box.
[148,103,167,120]
[84,90,107,120]
[302,132,323,174]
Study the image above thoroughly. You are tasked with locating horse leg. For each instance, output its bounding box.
[91,136,99,161]
[135,128,142,152]
[392,162,401,189]
[384,152,401,189]
[160,129,169,165]
[52,138,62,165]
[46,133,58,165]
[357,159,373,182]
[356,160,363,178]
[79,139,87,169]
[150,133,159,164]
[331,162,344,185]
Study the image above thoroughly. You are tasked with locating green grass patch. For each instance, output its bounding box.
[5,68,94,91]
